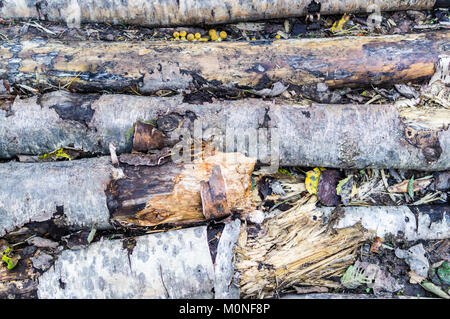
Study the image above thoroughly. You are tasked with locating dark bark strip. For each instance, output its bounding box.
[1,91,449,170]
[200,165,231,220]
[0,0,437,27]
[0,32,447,94]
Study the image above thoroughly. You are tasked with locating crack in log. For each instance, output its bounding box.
[159,264,170,298]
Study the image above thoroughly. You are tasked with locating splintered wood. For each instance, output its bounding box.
[111,152,256,227]
[200,165,231,220]
[235,196,370,298]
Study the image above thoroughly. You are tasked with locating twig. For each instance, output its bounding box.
[62,71,82,89]
[24,21,57,35]
[380,169,397,204]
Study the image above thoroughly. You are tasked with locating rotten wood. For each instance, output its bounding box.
[1,91,449,170]
[110,152,255,227]
[0,151,254,234]
[0,0,438,27]
[0,32,448,93]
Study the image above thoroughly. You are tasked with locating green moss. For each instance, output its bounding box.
[125,123,136,142]
[1,247,18,270]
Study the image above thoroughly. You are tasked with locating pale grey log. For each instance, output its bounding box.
[0,0,436,27]
[319,205,449,241]
[214,219,241,299]
[37,225,240,299]
[1,91,449,170]
[0,157,113,237]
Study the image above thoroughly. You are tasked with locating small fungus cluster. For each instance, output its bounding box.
[171,29,227,41]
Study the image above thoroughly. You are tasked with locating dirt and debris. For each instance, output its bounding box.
[1,8,447,42]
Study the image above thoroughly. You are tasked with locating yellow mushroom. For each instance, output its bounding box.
[195,33,201,39]
[179,30,187,37]
[187,33,195,41]
[275,34,281,39]
[209,29,217,37]
[210,34,219,41]
[219,31,227,39]
[173,31,179,38]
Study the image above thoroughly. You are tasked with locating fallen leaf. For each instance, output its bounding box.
[330,14,350,33]
[317,169,341,206]
[305,168,324,195]
[408,175,415,199]
[370,237,383,254]
[250,82,288,97]
[409,270,425,284]
[336,175,354,206]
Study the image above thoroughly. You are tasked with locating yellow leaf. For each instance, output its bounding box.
[305,167,323,195]
[330,14,350,33]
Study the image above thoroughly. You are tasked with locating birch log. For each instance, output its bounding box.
[1,91,450,170]
[37,221,241,299]
[0,32,447,93]
[0,0,439,27]
[0,157,114,237]
[2,220,241,299]
[0,153,255,234]
[318,205,450,241]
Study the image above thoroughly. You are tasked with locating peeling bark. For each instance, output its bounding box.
[0,32,447,93]
[0,0,437,27]
[1,91,450,170]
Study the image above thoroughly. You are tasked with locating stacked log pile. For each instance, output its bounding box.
[0,1,449,299]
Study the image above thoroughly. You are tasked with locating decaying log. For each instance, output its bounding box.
[2,91,450,170]
[0,152,254,234]
[35,220,241,298]
[110,152,255,227]
[0,0,439,27]
[235,197,449,298]
[235,200,371,297]
[1,32,447,93]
